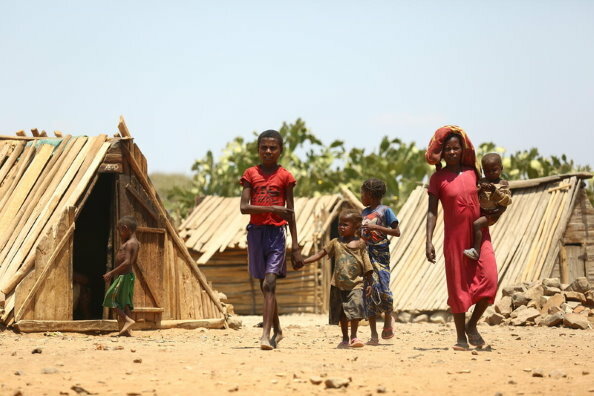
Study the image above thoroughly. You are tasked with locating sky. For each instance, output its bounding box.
[1,1,593,174]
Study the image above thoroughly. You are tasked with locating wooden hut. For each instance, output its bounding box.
[0,118,226,332]
[179,193,358,314]
[388,172,593,312]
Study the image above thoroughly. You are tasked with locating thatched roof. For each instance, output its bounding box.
[389,172,593,312]
[180,194,350,263]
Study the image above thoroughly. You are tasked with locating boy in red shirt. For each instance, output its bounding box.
[240,130,303,350]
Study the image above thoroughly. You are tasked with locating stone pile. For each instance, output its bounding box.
[484,277,594,329]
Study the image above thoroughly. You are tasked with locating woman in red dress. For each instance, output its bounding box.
[425,126,498,351]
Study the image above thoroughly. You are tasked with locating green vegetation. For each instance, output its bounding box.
[152,120,593,222]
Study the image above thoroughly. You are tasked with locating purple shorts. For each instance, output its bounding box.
[247,224,287,279]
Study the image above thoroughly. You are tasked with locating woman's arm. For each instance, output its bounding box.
[426,194,438,263]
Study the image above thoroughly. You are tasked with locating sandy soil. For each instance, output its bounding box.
[1,314,593,396]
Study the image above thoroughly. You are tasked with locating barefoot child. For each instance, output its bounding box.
[102,216,140,336]
[303,210,373,348]
[463,153,511,260]
[240,130,304,350]
[360,178,400,345]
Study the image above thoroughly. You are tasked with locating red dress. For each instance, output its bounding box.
[428,168,498,313]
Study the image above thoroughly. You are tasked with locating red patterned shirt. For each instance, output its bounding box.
[240,165,296,226]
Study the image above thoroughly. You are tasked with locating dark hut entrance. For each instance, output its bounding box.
[73,174,115,319]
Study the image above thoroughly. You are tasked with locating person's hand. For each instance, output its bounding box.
[361,223,381,232]
[291,248,304,270]
[425,242,436,263]
[480,183,495,192]
[365,285,372,297]
[102,272,112,282]
[271,206,294,221]
[489,206,507,216]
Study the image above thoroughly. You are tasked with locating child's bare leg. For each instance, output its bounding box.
[382,310,395,339]
[350,319,360,341]
[368,315,379,341]
[465,298,488,347]
[452,313,469,351]
[472,216,489,254]
[122,306,134,336]
[339,313,349,343]
[115,307,135,336]
[270,299,284,348]
[259,274,277,350]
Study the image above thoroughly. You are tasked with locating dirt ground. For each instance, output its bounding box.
[1,314,593,396]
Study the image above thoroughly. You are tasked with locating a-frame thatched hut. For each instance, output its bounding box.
[388,172,593,313]
[0,118,226,332]
[179,192,359,315]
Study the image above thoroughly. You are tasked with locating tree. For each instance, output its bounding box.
[161,120,593,221]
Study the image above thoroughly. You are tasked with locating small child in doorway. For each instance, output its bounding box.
[302,210,373,348]
[463,153,512,260]
[102,216,140,336]
[360,178,401,345]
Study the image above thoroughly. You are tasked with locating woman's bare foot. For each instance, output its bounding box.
[453,341,470,351]
[118,317,135,336]
[463,248,479,260]
[465,326,485,347]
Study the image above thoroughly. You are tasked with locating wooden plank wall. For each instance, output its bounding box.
[116,145,223,321]
[562,189,594,283]
[198,249,321,315]
[389,176,584,312]
[14,208,74,321]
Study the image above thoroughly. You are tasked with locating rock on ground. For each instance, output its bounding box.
[512,292,531,309]
[495,296,513,317]
[324,378,350,389]
[541,293,565,315]
[541,312,564,327]
[485,310,505,326]
[396,311,412,323]
[429,311,449,324]
[566,277,590,294]
[502,285,526,297]
[511,307,541,326]
[563,313,591,330]
[412,314,429,323]
[543,278,561,289]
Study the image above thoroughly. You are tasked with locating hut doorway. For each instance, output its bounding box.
[73,174,115,320]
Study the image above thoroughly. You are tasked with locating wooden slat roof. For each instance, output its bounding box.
[180,194,347,263]
[389,172,593,311]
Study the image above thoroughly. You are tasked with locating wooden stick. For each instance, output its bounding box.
[118,116,132,138]
[125,184,160,222]
[14,318,226,332]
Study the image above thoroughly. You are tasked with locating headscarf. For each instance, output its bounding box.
[425,125,477,171]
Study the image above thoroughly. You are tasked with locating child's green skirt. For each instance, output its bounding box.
[102,273,135,310]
